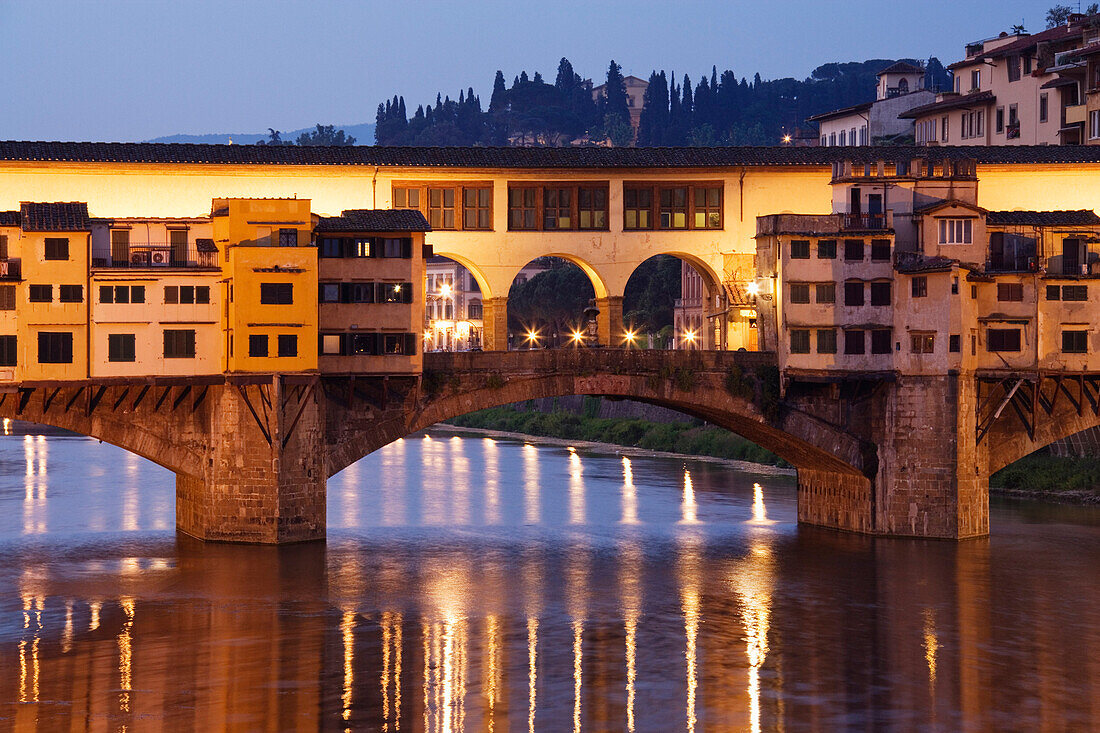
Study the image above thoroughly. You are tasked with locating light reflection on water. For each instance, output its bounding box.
[0,427,1098,729]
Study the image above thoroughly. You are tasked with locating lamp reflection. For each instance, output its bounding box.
[567,545,588,733]
[680,537,701,733]
[523,443,540,524]
[341,610,355,727]
[681,468,698,524]
[118,596,135,714]
[483,437,500,525]
[568,447,585,524]
[731,537,775,733]
[620,541,642,733]
[621,456,638,524]
[379,611,403,731]
[23,434,47,535]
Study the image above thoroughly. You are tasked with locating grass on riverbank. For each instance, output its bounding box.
[991,453,1100,497]
[447,405,788,466]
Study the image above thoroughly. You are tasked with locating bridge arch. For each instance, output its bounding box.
[507,253,610,300]
[324,350,870,484]
[430,251,494,299]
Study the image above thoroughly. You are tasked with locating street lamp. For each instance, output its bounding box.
[622,328,638,348]
[525,328,541,348]
[683,329,697,348]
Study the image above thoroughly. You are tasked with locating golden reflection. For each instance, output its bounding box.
[118,596,135,713]
[751,482,769,523]
[523,443,540,524]
[483,437,500,525]
[621,456,638,524]
[62,599,73,653]
[573,618,584,733]
[379,437,406,526]
[90,600,101,631]
[341,610,355,727]
[450,435,471,525]
[485,615,501,732]
[380,610,405,731]
[681,468,698,524]
[567,546,588,733]
[3,417,11,434]
[23,434,47,535]
[19,592,42,703]
[923,607,939,686]
[422,616,469,733]
[122,450,140,531]
[680,538,701,733]
[568,447,585,524]
[732,537,775,733]
[620,541,642,733]
[527,616,538,733]
[342,455,362,528]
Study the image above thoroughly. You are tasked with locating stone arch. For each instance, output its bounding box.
[985,390,1100,474]
[621,251,725,349]
[430,250,494,299]
[508,253,610,299]
[324,351,869,482]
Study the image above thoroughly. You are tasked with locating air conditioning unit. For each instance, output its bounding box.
[130,250,150,265]
[149,247,171,266]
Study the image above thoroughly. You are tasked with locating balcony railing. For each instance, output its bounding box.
[92,243,218,269]
[0,258,21,280]
[842,213,888,230]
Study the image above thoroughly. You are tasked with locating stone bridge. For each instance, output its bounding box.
[3,351,1096,543]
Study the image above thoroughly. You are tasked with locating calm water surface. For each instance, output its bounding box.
[1,423,1099,731]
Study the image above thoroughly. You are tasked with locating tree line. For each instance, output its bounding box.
[374,56,952,147]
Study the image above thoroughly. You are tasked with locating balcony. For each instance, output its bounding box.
[92,242,219,269]
[0,258,21,280]
[842,213,889,231]
[1065,103,1087,125]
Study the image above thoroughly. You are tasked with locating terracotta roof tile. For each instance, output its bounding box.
[0,211,20,227]
[986,209,1100,226]
[315,209,430,232]
[20,201,90,231]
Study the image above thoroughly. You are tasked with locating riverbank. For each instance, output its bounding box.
[446,405,788,467]
[990,454,1100,505]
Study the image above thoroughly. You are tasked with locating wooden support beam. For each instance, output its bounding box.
[42,387,61,413]
[87,386,106,415]
[113,387,131,411]
[154,386,171,412]
[236,384,272,445]
[131,384,150,411]
[192,385,208,412]
[172,385,192,411]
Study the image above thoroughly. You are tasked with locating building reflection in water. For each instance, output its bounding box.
[23,435,47,535]
[483,437,500,525]
[450,435,471,525]
[2,434,1099,730]
[568,447,585,525]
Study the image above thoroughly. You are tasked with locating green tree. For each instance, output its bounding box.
[599,60,631,136]
[489,70,507,113]
[1046,4,1074,27]
[623,255,682,335]
[507,261,595,341]
[296,124,356,146]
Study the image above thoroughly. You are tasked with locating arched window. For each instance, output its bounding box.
[898,78,909,93]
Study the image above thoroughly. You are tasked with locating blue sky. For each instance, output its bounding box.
[0,0,1062,141]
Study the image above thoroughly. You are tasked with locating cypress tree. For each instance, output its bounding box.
[490,70,507,113]
[602,60,631,125]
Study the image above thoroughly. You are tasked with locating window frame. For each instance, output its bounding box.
[248,334,269,358]
[817,239,837,259]
[37,331,73,364]
[163,329,196,359]
[622,182,722,231]
[108,333,136,362]
[910,332,935,354]
[259,282,294,305]
[789,240,810,259]
[393,182,493,231]
[986,328,1022,352]
[789,329,811,354]
[911,276,928,298]
[44,238,69,261]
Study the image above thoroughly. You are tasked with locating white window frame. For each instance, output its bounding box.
[938,218,973,244]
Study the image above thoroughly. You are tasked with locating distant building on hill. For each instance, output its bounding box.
[592,75,649,138]
[809,61,934,146]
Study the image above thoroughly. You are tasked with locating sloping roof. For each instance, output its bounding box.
[5,140,1100,168]
[914,199,988,215]
[20,202,90,231]
[948,24,1084,70]
[896,255,956,273]
[807,101,874,123]
[878,61,924,75]
[898,91,997,119]
[195,238,218,252]
[0,211,20,227]
[986,209,1100,226]
[315,209,430,232]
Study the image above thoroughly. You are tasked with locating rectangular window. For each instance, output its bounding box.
[277,334,297,357]
[384,333,415,355]
[195,285,210,304]
[938,219,973,244]
[870,239,891,261]
[659,187,689,229]
[789,283,810,304]
[844,281,864,306]
[179,285,195,304]
[342,282,375,303]
[392,186,421,211]
[0,285,14,310]
[59,285,82,303]
[790,240,810,259]
[1062,285,1088,301]
[578,187,609,230]
[462,187,492,230]
[382,238,411,258]
[623,187,653,230]
[816,283,836,303]
[692,186,722,229]
[997,282,1024,302]
[44,238,69,261]
[380,282,412,303]
[164,329,196,358]
[508,187,538,230]
[870,281,892,306]
[844,239,864,261]
[164,285,177,304]
[248,334,268,358]
[1091,110,1100,140]
[131,285,145,304]
[1046,284,1061,300]
[29,284,52,302]
[817,239,837,259]
[543,187,573,230]
[428,187,457,230]
[970,69,980,90]
[987,328,1021,352]
[949,334,961,353]
[108,334,136,362]
[1039,93,1048,123]
[0,335,14,366]
[260,283,293,304]
[1062,330,1088,353]
[910,332,935,354]
[37,332,73,363]
[319,238,343,258]
[844,329,865,355]
[996,107,1005,133]
[321,333,343,355]
[790,329,810,354]
[320,283,341,303]
[1008,55,1021,82]
[912,277,928,298]
[871,329,892,354]
[100,285,114,304]
[278,228,297,247]
[817,328,837,354]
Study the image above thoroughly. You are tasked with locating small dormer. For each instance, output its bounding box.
[877,61,925,99]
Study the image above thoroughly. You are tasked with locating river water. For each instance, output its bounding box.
[1,423,1099,731]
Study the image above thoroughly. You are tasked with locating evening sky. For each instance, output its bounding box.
[0,0,1064,141]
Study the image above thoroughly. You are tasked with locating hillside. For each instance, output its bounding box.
[146,122,375,145]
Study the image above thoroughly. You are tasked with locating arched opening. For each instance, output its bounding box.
[505,256,602,349]
[424,254,490,352]
[622,254,725,350]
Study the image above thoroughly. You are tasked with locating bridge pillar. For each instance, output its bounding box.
[873,374,988,539]
[481,296,509,351]
[596,296,624,347]
[176,378,326,543]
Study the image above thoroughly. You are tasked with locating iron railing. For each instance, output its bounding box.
[92,244,218,269]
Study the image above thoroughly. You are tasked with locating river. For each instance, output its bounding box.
[1,422,1099,731]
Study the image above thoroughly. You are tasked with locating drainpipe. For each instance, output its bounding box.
[86,231,92,379]
[371,166,380,208]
